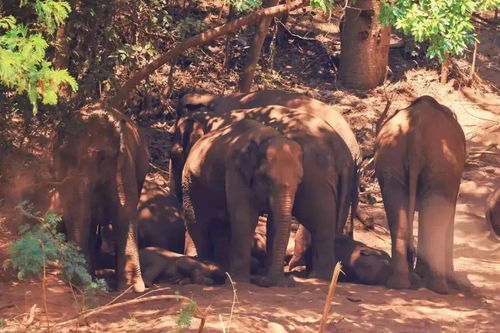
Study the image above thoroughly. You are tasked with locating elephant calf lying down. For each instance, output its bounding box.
[287,226,391,285]
[140,247,226,287]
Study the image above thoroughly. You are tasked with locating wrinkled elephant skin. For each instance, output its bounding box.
[177,105,354,280]
[375,96,466,294]
[52,103,149,292]
[182,119,303,287]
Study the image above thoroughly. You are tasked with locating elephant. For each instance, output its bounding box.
[288,225,391,285]
[137,177,186,253]
[51,103,149,292]
[374,96,466,294]
[177,105,355,281]
[139,247,226,287]
[173,89,361,237]
[182,119,304,286]
[485,188,500,239]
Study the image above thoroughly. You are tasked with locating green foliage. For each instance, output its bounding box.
[231,0,263,13]
[176,299,197,329]
[310,0,334,12]
[0,1,77,114]
[4,202,106,307]
[380,0,500,62]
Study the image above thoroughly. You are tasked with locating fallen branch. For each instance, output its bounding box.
[111,0,307,107]
[54,294,194,327]
[318,262,342,333]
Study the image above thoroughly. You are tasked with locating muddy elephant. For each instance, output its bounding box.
[172,89,360,236]
[288,225,391,285]
[137,177,187,253]
[485,188,500,239]
[51,103,149,292]
[176,105,354,280]
[139,247,226,287]
[375,96,466,294]
[182,119,303,286]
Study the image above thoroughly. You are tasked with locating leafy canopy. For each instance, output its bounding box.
[0,1,78,114]
[380,0,500,61]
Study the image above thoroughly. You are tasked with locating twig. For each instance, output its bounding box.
[469,150,500,156]
[219,313,227,333]
[225,272,238,332]
[53,294,193,327]
[102,284,133,307]
[469,40,478,84]
[318,262,342,333]
[276,18,317,41]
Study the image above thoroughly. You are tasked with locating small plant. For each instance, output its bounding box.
[3,201,106,308]
[176,300,197,329]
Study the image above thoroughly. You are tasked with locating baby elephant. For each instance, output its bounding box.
[139,247,226,287]
[485,189,500,239]
[289,225,391,285]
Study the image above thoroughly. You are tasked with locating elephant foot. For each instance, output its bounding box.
[409,272,423,290]
[133,279,146,293]
[386,273,411,290]
[251,275,295,288]
[426,277,449,295]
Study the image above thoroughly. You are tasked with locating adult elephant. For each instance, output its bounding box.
[176,105,354,280]
[375,96,466,294]
[52,103,149,292]
[172,90,361,237]
[182,119,303,286]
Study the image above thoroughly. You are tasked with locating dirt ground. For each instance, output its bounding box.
[1,5,499,333]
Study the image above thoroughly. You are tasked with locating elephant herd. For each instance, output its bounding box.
[44,89,498,296]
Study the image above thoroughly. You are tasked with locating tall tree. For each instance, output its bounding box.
[339,0,390,89]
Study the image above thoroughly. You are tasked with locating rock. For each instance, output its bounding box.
[267,322,288,333]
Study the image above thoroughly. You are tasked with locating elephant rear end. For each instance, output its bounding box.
[375,96,466,294]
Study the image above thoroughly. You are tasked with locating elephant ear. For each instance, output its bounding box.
[235,139,260,185]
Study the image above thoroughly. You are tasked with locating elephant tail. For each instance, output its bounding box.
[336,165,351,236]
[407,157,418,268]
[181,171,196,224]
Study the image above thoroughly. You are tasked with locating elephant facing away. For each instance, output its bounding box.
[174,105,355,280]
[173,89,361,237]
[182,119,303,287]
[375,96,466,294]
[52,103,149,292]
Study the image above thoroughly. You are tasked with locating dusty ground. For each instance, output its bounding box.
[1,4,499,333]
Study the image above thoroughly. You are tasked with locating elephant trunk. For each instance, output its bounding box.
[267,190,294,282]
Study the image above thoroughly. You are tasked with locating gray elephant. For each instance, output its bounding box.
[182,119,303,287]
[176,105,355,281]
[173,89,360,237]
[288,225,391,285]
[375,96,466,294]
[51,103,149,292]
[139,247,226,287]
[485,188,500,239]
[137,177,186,253]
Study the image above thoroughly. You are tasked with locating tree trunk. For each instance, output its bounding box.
[238,0,280,93]
[440,53,451,84]
[339,0,390,90]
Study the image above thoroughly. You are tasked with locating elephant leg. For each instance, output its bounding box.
[418,194,453,294]
[264,214,275,274]
[297,202,337,280]
[380,178,412,290]
[211,219,231,272]
[228,205,258,282]
[186,218,212,261]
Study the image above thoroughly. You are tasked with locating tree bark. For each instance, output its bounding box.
[239,0,280,93]
[110,0,307,107]
[339,0,390,90]
[440,53,451,84]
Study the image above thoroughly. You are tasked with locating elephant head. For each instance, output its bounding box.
[235,135,303,285]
